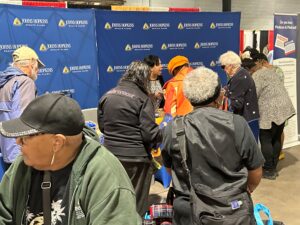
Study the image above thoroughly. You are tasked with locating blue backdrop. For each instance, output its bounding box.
[0,4,99,109]
[96,10,241,97]
[0,6,241,108]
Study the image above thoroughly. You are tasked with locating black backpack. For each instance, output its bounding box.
[174,117,256,225]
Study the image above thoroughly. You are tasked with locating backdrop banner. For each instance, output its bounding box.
[0,4,99,109]
[273,14,299,148]
[95,10,240,97]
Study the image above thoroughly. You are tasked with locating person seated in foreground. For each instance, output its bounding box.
[162,67,264,225]
[0,93,141,225]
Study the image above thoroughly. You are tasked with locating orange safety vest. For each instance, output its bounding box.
[163,67,193,117]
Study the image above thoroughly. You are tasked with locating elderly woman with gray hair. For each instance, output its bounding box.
[162,67,264,225]
[219,51,260,142]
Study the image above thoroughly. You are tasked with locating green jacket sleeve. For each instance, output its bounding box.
[87,188,141,225]
[0,157,29,225]
[0,171,14,225]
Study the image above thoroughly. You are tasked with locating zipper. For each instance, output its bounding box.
[68,184,79,225]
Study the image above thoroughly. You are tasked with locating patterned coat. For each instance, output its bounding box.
[252,67,295,129]
[226,67,259,122]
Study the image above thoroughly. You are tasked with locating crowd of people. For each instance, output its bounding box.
[0,45,295,224]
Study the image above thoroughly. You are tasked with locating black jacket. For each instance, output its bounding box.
[226,67,259,122]
[98,80,162,158]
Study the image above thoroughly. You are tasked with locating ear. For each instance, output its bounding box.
[52,134,66,153]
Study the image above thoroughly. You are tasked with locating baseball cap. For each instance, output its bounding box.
[12,46,45,68]
[167,55,189,74]
[0,93,84,138]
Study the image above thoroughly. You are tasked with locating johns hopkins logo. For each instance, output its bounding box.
[179,22,203,30]
[64,65,92,73]
[113,65,128,73]
[210,61,216,67]
[143,23,150,30]
[107,66,114,73]
[210,22,233,29]
[59,19,88,28]
[13,18,48,27]
[125,43,153,51]
[0,44,25,52]
[40,44,48,51]
[63,66,70,74]
[161,43,168,50]
[39,67,54,76]
[58,19,66,27]
[105,22,112,30]
[39,43,71,52]
[106,22,134,30]
[194,42,200,49]
[162,42,187,50]
[13,18,22,26]
[178,23,184,30]
[125,44,132,51]
[144,23,170,30]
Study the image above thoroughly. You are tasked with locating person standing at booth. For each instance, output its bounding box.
[249,62,295,180]
[0,46,44,170]
[143,54,164,110]
[163,55,193,117]
[219,51,260,142]
[162,67,264,225]
[98,61,162,216]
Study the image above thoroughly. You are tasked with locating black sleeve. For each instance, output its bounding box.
[234,115,265,170]
[139,98,162,151]
[228,76,250,113]
[97,97,106,133]
[161,123,173,168]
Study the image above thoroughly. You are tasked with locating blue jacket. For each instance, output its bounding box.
[0,66,36,163]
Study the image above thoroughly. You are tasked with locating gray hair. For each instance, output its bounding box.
[219,51,241,66]
[183,67,221,106]
[120,61,151,93]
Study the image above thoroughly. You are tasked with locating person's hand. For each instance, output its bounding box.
[155,91,163,98]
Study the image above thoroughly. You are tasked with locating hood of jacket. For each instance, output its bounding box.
[0,66,25,88]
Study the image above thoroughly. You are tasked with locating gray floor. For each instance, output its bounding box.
[149,145,300,224]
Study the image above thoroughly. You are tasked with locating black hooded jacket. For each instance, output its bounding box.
[97,80,162,158]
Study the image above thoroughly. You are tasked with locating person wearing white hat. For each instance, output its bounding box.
[0,45,45,169]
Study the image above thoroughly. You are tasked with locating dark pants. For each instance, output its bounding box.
[248,119,259,143]
[259,122,285,171]
[118,156,153,216]
[172,195,193,225]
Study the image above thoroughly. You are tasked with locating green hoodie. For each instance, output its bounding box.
[0,129,141,225]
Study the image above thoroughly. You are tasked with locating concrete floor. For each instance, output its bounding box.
[149,145,300,224]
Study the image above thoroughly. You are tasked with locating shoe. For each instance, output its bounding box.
[262,169,277,180]
[279,151,285,160]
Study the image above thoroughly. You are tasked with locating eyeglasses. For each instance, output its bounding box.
[221,65,226,70]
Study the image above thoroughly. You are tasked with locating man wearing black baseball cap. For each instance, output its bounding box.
[0,93,140,224]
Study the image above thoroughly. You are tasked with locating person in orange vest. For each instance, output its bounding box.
[163,55,193,117]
